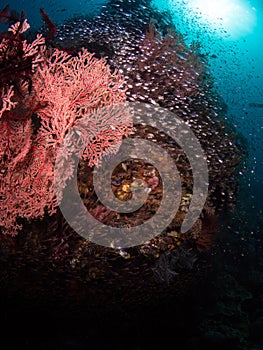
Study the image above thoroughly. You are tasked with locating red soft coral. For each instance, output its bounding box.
[0,20,132,236]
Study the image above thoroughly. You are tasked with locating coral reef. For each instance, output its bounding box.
[0,13,132,236]
[0,0,243,312]
[0,3,260,350]
[54,0,241,250]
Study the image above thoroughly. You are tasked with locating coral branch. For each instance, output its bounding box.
[0,18,132,236]
[40,8,57,42]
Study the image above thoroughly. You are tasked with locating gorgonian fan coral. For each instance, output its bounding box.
[0,15,45,119]
[0,15,132,236]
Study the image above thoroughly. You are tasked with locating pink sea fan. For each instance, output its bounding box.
[33,47,132,202]
[0,118,56,235]
[0,18,45,119]
[33,48,129,150]
[0,22,132,236]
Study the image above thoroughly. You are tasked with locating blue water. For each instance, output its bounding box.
[152,0,263,216]
[5,0,108,28]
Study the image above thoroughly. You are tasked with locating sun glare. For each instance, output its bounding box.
[171,0,257,39]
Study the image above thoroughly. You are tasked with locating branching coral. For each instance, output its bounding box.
[33,48,128,151]
[0,16,132,236]
[0,16,45,119]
